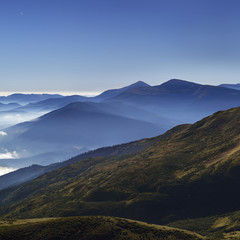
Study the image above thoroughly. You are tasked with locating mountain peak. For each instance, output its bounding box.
[95,81,150,100]
[129,81,150,88]
[159,79,201,89]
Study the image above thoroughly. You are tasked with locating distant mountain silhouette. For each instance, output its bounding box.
[19,96,176,130]
[106,79,240,122]
[21,81,150,111]
[112,79,240,102]
[2,101,160,162]
[6,80,240,122]
[94,81,150,101]
[2,79,240,171]
[18,79,240,125]
[22,95,89,111]
[0,93,62,104]
[219,83,240,90]
[0,102,21,111]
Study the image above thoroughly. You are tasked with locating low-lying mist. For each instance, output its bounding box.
[0,111,49,129]
[0,166,16,176]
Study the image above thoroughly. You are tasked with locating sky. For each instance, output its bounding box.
[0,0,240,94]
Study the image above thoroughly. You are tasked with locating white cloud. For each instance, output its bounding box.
[0,151,19,159]
[73,145,84,150]
[3,114,24,122]
[0,167,16,176]
[0,131,7,136]
[0,112,48,129]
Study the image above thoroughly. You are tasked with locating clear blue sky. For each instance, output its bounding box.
[0,0,240,93]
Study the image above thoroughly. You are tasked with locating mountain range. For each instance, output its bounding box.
[1,106,240,238]
[0,93,62,104]
[1,79,240,179]
[105,79,240,122]
[94,80,150,101]
[13,79,240,124]
[1,101,160,164]
[219,83,240,90]
[0,131,159,190]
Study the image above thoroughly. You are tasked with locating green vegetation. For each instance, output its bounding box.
[2,107,240,238]
[0,216,203,240]
[168,210,240,239]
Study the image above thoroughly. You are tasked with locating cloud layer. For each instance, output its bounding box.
[0,131,7,136]
[0,166,16,176]
[0,150,18,159]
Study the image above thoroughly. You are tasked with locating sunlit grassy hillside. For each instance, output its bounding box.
[169,209,240,239]
[0,216,203,240]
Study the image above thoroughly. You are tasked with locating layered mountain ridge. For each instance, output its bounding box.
[1,81,240,239]
[2,101,161,161]
[1,79,240,176]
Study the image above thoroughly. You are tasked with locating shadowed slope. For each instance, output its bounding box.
[168,210,240,239]
[0,133,160,191]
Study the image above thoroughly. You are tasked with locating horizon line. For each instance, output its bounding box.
[0,91,102,97]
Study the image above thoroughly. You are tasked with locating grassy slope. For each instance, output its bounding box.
[168,210,240,239]
[1,108,240,225]
[0,216,204,240]
[0,133,158,191]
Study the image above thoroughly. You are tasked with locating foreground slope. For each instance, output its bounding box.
[0,216,203,240]
[1,107,240,224]
[0,135,159,190]
[168,210,240,239]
